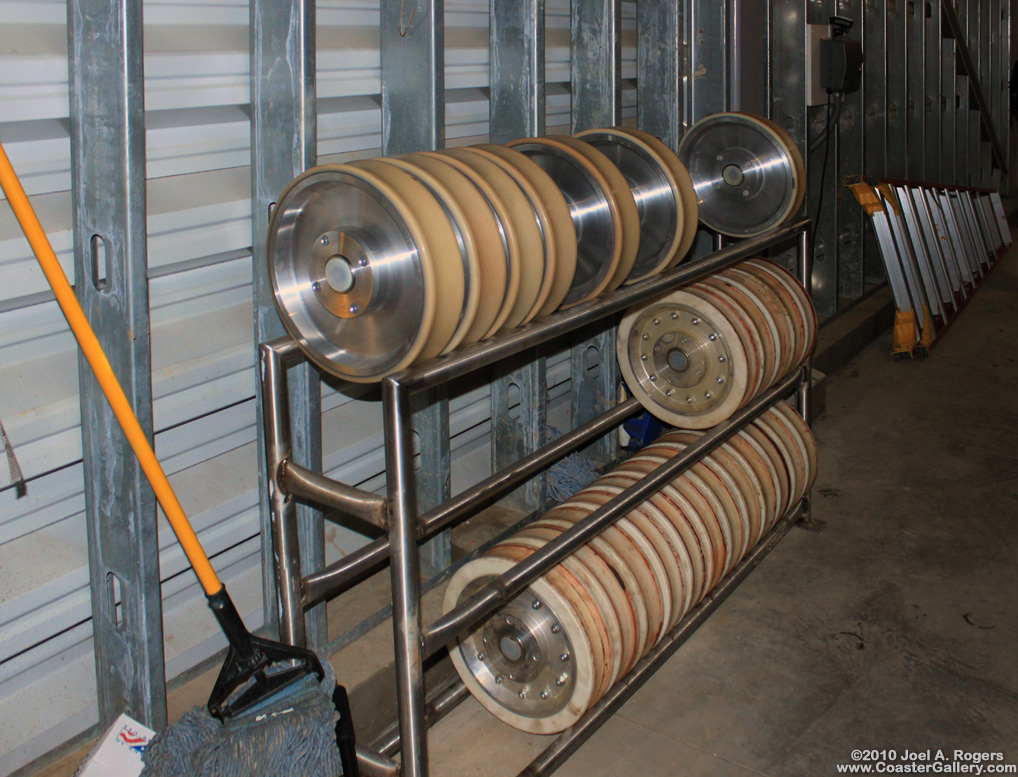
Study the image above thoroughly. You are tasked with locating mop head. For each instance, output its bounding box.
[546,426,602,503]
[139,660,342,777]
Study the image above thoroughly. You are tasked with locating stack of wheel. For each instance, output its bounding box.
[266,128,698,383]
[444,403,816,734]
[617,258,817,430]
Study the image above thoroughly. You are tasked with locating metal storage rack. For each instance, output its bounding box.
[260,218,814,777]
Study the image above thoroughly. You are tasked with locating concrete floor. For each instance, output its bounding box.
[427,252,1018,776]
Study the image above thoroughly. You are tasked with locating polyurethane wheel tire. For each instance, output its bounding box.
[701,273,781,391]
[507,136,622,306]
[472,144,578,317]
[493,536,625,701]
[616,127,699,269]
[725,265,797,380]
[574,127,683,283]
[383,155,506,345]
[399,152,521,340]
[352,158,478,355]
[549,135,641,292]
[597,467,712,609]
[518,520,654,672]
[621,455,730,590]
[771,399,818,490]
[440,148,548,328]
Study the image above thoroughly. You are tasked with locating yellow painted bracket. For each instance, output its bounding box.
[919,304,936,349]
[848,182,884,216]
[892,309,919,357]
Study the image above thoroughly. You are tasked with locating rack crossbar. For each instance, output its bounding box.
[422,367,806,657]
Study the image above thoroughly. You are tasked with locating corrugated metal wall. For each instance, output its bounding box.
[0,2,637,772]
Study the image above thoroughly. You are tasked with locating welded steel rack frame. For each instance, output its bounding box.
[260,218,814,777]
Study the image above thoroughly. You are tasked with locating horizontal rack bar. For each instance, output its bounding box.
[390,219,810,392]
[281,460,389,529]
[423,366,806,658]
[300,397,644,608]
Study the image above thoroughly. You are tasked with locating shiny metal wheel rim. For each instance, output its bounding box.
[510,140,617,305]
[679,113,801,238]
[268,168,431,381]
[578,131,678,281]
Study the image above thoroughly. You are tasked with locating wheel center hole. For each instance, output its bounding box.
[667,348,690,372]
[500,635,524,662]
[722,164,745,187]
[325,255,355,293]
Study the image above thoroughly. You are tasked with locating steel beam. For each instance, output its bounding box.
[907,0,926,180]
[689,0,728,121]
[490,0,550,515]
[489,0,545,143]
[770,0,808,208]
[637,0,685,150]
[886,0,908,179]
[942,40,958,183]
[68,0,166,731]
[925,0,943,183]
[251,0,323,649]
[837,0,865,302]
[571,0,622,467]
[571,0,621,133]
[863,0,888,283]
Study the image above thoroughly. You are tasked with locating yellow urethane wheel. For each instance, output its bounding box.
[472,144,578,318]
[440,147,548,328]
[351,158,477,355]
[678,112,806,238]
[575,127,681,283]
[384,155,506,346]
[617,127,699,269]
[508,136,622,306]
[548,135,640,292]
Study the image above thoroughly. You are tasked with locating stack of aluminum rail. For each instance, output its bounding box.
[849,179,1012,359]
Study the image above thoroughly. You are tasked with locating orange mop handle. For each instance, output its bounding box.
[0,139,222,596]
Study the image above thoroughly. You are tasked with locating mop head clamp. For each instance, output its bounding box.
[206,587,325,721]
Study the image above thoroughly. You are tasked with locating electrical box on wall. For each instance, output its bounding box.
[806,24,829,106]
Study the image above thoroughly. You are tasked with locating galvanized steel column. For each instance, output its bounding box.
[381,1,444,773]
[637,0,685,150]
[570,0,622,467]
[907,0,926,180]
[942,38,958,183]
[489,0,545,143]
[1002,0,1011,190]
[382,0,451,575]
[68,0,167,730]
[886,0,908,178]
[490,0,549,514]
[805,1,838,318]
[689,0,729,121]
[925,0,943,183]
[837,0,865,301]
[251,0,323,648]
[863,0,888,282]
[771,0,808,200]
